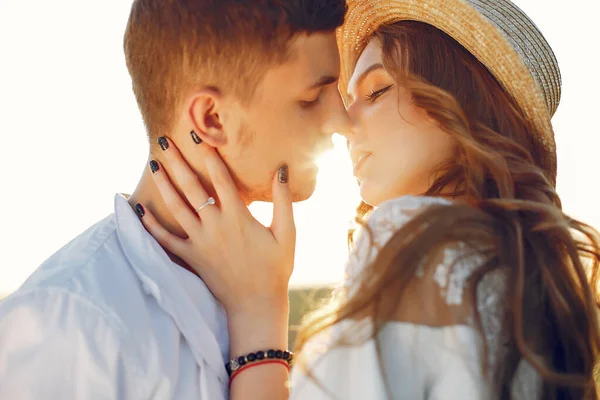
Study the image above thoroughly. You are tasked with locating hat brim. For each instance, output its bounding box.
[337,0,556,183]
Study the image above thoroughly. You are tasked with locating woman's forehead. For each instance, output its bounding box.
[348,39,383,92]
[355,39,382,72]
[354,40,382,72]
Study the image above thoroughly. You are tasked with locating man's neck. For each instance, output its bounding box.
[128,166,188,239]
[127,162,205,276]
[127,153,257,274]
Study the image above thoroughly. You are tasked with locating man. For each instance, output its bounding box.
[0,1,350,398]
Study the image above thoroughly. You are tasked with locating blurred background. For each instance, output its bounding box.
[0,1,599,341]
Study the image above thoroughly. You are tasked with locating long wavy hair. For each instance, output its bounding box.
[295,21,600,399]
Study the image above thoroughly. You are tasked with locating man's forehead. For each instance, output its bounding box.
[268,32,340,86]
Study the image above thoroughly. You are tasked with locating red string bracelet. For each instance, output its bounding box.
[229,359,290,388]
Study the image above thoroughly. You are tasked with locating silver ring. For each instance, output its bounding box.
[195,197,216,213]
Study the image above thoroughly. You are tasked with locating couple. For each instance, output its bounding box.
[1,0,599,399]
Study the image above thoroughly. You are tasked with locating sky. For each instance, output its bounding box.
[0,0,598,297]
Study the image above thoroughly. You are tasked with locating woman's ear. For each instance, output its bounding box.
[188,88,227,147]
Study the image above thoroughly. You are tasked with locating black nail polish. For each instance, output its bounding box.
[278,165,289,184]
[158,136,169,151]
[190,130,202,144]
[149,160,160,173]
[135,203,145,218]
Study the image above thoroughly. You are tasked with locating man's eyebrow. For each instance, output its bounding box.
[347,63,384,100]
[307,75,339,90]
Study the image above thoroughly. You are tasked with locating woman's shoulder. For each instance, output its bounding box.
[346,195,489,323]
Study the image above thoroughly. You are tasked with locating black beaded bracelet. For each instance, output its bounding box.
[226,349,294,376]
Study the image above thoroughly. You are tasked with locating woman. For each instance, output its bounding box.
[140,0,600,398]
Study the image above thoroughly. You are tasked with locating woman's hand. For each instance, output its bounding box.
[139,137,296,322]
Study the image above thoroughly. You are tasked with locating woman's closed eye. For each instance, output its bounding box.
[365,84,394,102]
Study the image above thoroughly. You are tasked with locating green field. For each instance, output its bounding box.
[288,286,334,347]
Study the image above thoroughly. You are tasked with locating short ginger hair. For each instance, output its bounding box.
[123,0,347,140]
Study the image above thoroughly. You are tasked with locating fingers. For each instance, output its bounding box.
[156,136,218,219]
[148,159,202,235]
[137,203,188,255]
[270,165,295,245]
[199,144,247,213]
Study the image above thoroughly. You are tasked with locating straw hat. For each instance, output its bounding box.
[337,0,561,184]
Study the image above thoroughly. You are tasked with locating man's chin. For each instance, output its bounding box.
[290,173,318,202]
[291,188,314,203]
[247,178,317,204]
[248,166,319,204]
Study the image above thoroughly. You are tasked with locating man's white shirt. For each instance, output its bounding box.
[0,194,230,400]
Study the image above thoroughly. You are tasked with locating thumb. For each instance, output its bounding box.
[271,165,295,244]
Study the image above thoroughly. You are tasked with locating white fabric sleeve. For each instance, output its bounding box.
[0,289,148,400]
[290,323,490,400]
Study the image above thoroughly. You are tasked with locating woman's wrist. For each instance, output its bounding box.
[227,297,290,357]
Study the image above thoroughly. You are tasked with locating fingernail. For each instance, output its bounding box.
[149,160,160,173]
[278,165,289,184]
[135,203,145,218]
[190,130,202,144]
[158,136,169,151]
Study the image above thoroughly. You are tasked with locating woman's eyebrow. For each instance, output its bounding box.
[346,63,384,101]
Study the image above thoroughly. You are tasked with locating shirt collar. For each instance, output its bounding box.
[113,194,229,385]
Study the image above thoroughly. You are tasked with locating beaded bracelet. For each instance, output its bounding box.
[226,349,294,376]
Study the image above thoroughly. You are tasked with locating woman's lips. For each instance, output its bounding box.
[353,153,371,176]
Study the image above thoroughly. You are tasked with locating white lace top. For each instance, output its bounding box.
[291,196,541,400]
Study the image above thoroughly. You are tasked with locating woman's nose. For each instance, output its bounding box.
[337,124,355,140]
[322,90,353,137]
[337,105,359,140]
[341,97,364,139]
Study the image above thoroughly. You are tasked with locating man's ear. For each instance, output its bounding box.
[188,88,227,147]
